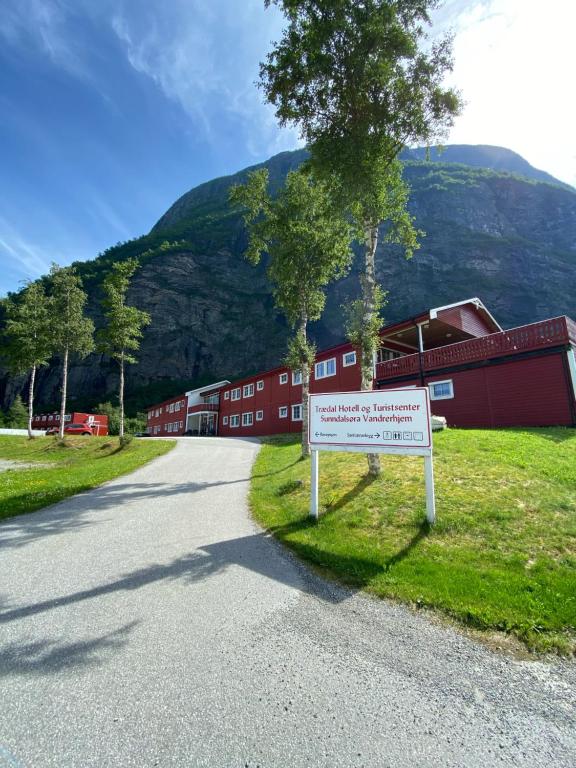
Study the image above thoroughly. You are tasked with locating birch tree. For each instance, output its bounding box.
[260,0,461,474]
[49,264,94,439]
[97,259,151,438]
[230,168,352,457]
[3,280,52,438]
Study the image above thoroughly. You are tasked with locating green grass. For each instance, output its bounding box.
[0,436,175,520]
[250,428,576,655]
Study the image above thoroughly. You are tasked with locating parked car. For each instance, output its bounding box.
[46,423,96,436]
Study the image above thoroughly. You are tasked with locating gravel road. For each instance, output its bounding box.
[0,437,574,767]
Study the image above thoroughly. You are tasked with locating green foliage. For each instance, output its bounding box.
[94,402,147,436]
[97,258,151,365]
[4,395,28,428]
[230,168,353,326]
[2,281,52,375]
[49,264,95,359]
[250,428,576,655]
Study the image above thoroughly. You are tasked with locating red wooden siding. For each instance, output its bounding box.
[379,352,574,428]
[436,303,495,337]
[147,394,187,436]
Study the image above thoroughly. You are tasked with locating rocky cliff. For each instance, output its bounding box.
[2,146,575,413]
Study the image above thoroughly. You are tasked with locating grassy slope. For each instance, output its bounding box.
[0,436,175,520]
[250,428,576,655]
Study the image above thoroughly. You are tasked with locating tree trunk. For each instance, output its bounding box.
[27,365,36,440]
[299,312,310,458]
[361,223,381,477]
[59,347,69,439]
[119,352,125,438]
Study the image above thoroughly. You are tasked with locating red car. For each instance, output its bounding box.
[46,423,95,436]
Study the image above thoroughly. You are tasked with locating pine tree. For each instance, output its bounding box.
[6,395,28,429]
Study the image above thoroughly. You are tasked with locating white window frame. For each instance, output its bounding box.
[231,388,241,401]
[279,406,288,419]
[243,383,254,398]
[230,414,240,428]
[292,370,302,385]
[342,351,356,367]
[279,372,288,385]
[291,404,303,421]
[222,416,229,426]
[242,412,254,427]
[428,379,454,401]
[257,380,264,391]
[224,391,230,400]
[256,410,264,421]
[315,357,336,380]
[377,347,403,364]
[175,402,180,412]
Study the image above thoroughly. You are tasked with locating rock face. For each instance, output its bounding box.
[1,146,576,413]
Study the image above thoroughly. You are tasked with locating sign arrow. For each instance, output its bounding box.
[375,433,380,438]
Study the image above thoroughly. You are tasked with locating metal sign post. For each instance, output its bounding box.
[308,388,436,524]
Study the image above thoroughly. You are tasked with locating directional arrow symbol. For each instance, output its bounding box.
[375,433,380,438]
[315,432,319,437]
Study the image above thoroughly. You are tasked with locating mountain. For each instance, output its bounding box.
[1,145,576,413]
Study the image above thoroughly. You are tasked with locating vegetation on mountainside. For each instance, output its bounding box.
[250,428,576,656]
[0,435,174,520]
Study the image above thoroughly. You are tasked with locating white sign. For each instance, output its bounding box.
[308,388,435,524]
[309,389,432,452]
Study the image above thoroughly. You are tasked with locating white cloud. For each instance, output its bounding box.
[433,0,576,186]
[110,0,300,158]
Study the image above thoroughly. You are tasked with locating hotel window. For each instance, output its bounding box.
[256,410,264,421]
[292,370,302,385]
[279,372,288,385]
[155,409,159,417]
[169,403,174,413]
[224,391,230,400]
[56,415,60,421]
[429,380,454,401]
[180,421,184,429]
[175,402,180,412]
[230,415,240,428]
[315,357,336,379]
[231,388,241,401]
[342,351,356,367]
[243,383,254,398]
[242,412,254,426]
[257,380,264,391]
[292,404,302,421]
[159,407,163,415]
[222,416,229,426]
[279,406,288,418]
[377,348,403,363]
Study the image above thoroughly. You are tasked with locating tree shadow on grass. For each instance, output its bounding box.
[324,474,378,514]
[384,520,431,572]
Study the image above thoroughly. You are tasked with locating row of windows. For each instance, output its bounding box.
[223,351,359,402]
[148,400,186,419]
[223,404,302,427]
[150,421,184,434]
[36,414,72,422]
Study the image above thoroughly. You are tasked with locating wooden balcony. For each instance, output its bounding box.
[376,316,575,381]
[187,403,219,414]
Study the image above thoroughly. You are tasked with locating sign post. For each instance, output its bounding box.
[308,388,435,523]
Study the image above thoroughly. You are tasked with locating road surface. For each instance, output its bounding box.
[0,437,574,767]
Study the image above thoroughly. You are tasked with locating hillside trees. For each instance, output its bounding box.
[2,280,52,437]
[49,265,95,439]
[230,168,353,456]
[97,259,151,438]
[261,0,461,474]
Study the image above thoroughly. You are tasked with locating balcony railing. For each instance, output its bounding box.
[377,316,573,381]
[188,403,219,414]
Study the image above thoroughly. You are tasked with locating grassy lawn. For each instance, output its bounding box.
[250,428,576,655]
[0,436,175,521]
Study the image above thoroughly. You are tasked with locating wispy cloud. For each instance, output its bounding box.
[110,0,300,158]
[0,217,53,281]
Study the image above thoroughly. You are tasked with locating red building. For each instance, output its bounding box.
[32,412,109,435]
[145,298,576,436]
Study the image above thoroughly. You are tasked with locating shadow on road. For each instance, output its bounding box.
[0,621,139,679]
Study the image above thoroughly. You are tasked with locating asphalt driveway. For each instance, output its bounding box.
[0,437,574,767]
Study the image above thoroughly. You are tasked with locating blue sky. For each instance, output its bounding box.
[1,0,574,295]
